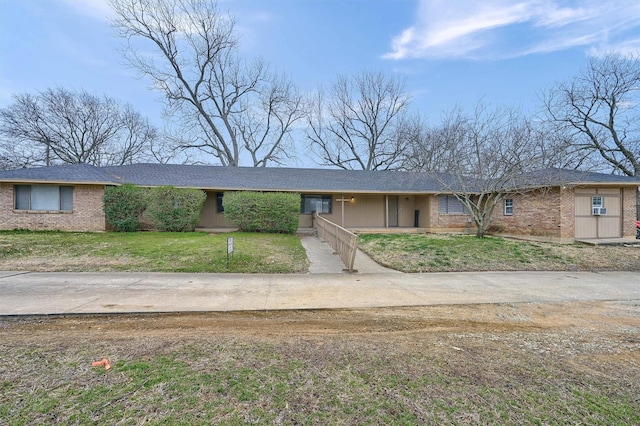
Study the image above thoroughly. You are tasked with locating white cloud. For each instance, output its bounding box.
[587,38,640,59]
[383,0,640,60]
[519,33,599,56]
[530,3,593,28]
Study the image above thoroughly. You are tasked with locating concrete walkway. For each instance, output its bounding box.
[1,235,638,316]
[300,236,399,274]
[0,270,638,316]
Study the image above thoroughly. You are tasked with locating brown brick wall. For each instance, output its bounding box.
[489,188,564,238]
[427,191,568,238]
[0,183,106,232]
[489,186,637,240]
[559,187,575,240]
[427,195,476,233]
[622,187,638,238]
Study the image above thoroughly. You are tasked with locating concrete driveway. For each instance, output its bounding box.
[1,270,638,316]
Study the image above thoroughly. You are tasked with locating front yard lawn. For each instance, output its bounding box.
[3,303,639,425]
[0,231,308,273]
[2,231,637,273]
[358,233,640,272]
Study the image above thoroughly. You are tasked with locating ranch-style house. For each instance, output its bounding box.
[0,163,638,242]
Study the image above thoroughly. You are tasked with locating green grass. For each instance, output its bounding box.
[358,233,588,272]
[2,231,636,273]
[0,230,308,273]
[2,337,637,425]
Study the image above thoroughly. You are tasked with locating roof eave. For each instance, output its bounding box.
[0,178,117,186]
[196,187,447,194]
[563,181,640,187]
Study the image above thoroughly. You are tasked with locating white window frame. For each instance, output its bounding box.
[504,198,513,216]
[591,196,603,208]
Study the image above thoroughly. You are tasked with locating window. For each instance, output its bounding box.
[301,194,332,214]
[504,198,513,216]
[216,192,224,212]
[438,195,466,214]
[14,185,73,211]
[592,196,603,208]
[591,195,607,215]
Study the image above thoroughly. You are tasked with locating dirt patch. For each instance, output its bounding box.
[2,301,639,424]
[3,301,638,356]
[0,255,146,272]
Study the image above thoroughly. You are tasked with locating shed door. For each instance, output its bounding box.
[575,189,622,239]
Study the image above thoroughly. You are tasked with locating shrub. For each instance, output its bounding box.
[146,186,206,232]
[103,184,147,232]
[223,191,300,234]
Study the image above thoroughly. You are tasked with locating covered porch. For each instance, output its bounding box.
[299,193,433,229]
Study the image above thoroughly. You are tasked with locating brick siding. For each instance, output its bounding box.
[622,187,638,238]
[427,191,569,238]
[427,196,476,233]
[489,188,565,238]
[0,183,106,232]
[558,188,575,240]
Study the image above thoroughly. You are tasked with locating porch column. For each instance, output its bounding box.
[335,195,350,227]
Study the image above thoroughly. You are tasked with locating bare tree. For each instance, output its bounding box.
[409,103,546,237]
[542,53,640,177]
[0,88,159,168]
[0,130,44,170]
[401,112,455,172]
[237,74,306,167]
[110,0,304,167]
[529,121,603,171]
[403,114,598,175]
[307,70,411,170]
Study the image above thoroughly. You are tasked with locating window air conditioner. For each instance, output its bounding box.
[592,207,607,215]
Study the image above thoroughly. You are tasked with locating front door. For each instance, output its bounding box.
[388,196,398,227]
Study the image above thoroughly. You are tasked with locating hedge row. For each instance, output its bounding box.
[103,185,206,232]
[222,191,300,234]
[102,184,147,232]
[104,187,300,234]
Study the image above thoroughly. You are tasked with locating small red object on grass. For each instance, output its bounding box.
[91,358,111,370]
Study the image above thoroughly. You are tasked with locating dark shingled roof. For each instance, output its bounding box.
[1,163,639,193]
[0,163,118,184]
[102,163,453,193]
[513,168,640,188]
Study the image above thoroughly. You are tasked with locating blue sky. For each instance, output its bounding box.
[1,0,639,166]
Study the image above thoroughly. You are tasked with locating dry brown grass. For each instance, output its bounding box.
[359,233,640,272]
[1,301,639,424]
